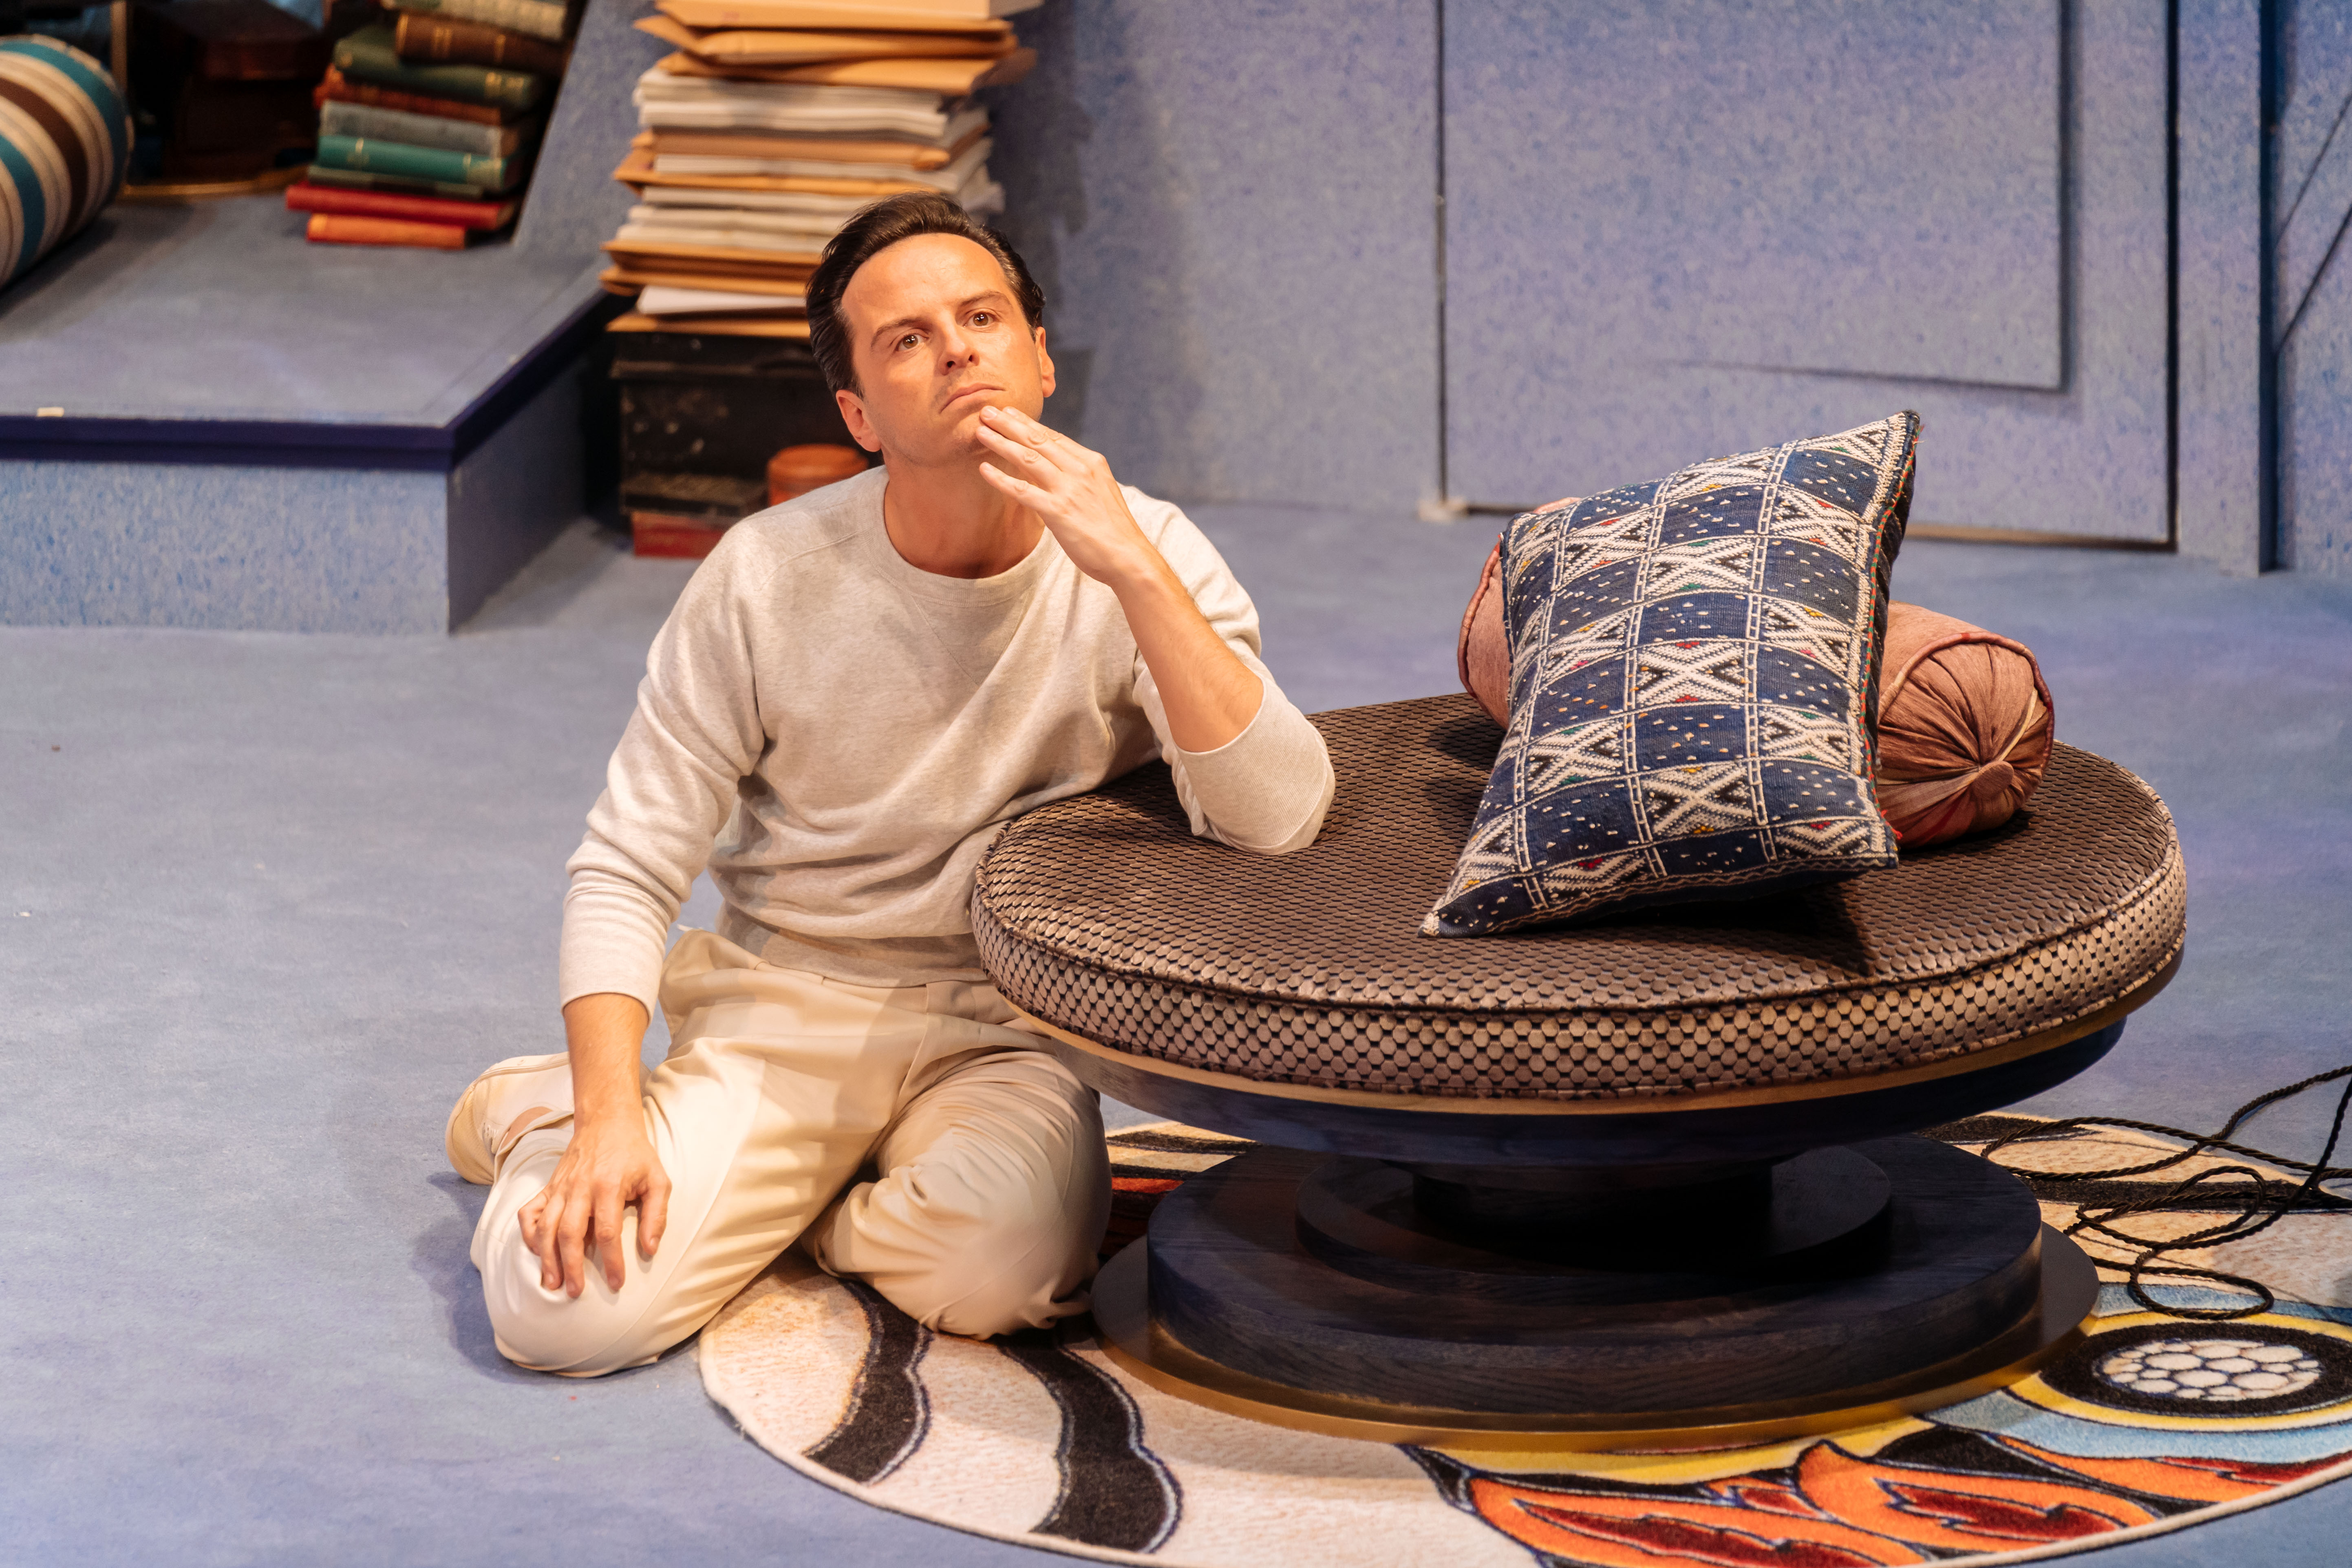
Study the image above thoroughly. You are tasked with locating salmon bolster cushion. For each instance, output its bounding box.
[1872,603,2054,847]
[1426,412,1919,937]
[1456,505,2053,858]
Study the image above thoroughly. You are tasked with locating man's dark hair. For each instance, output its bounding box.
[805,193,1047,397]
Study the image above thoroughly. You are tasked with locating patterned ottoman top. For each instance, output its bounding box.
[971,695,2185,1100]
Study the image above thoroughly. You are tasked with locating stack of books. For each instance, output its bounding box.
[600,0,1035,338]
[285,0,575,249]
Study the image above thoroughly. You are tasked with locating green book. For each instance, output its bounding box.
[388,0,571,45]
[319,101,534,159]
[316,132,525,192]
[332,24,547,113]
[304,163,506,203]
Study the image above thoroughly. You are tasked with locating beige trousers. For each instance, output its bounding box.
[470,929,1109,1376]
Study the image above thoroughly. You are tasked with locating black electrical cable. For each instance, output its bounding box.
[1972,1064,2352,1321]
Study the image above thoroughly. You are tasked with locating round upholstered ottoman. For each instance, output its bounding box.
[971,694,2185,1448]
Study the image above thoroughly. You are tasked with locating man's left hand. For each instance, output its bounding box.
[973,404,1262,753]
[973,405,1157,588]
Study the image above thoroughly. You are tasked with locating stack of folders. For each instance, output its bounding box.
[285,0,575,249]
[601,0,1035,338]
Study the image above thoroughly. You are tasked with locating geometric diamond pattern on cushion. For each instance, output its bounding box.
[1425,412,1920,936]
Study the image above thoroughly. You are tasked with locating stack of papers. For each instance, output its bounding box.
[601,0,1034,337]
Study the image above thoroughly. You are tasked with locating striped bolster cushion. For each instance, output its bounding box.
[0,35,130,292]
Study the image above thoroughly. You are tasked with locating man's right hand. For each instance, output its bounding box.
[522,992,669,1297]
[519,1115,670,1297]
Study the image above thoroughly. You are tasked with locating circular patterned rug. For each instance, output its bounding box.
[698,1119,2352,1568]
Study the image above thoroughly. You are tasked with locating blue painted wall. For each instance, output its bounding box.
[1441,0,2169,541]
[986,0,1440,513]
[1455,0,2065,394]
[2274,0,2352,575]
[975,1,2342,569]
[2177,0,2268,574]
[515,0,671,262]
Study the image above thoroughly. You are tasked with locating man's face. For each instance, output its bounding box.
[833,233,1055,466]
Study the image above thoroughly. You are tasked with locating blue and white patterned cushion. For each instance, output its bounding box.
[1424,412,1918,937]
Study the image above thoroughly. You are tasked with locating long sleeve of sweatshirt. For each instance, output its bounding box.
[558,469,1334,1019]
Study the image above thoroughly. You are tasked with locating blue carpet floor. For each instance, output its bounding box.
[3,511,2347,1564]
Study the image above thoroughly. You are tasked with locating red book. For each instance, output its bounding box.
[286,180,516,231]
[305,212,468,249]
[631,511,730,558]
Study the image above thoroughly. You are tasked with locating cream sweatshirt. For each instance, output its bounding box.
[561,466,1337,1017]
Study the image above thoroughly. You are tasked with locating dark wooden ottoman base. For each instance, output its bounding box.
[1057,1018,2127,1451]
[1093,1140,2096,1451]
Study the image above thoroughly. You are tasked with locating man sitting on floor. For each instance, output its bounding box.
[443,193,1337,1376]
